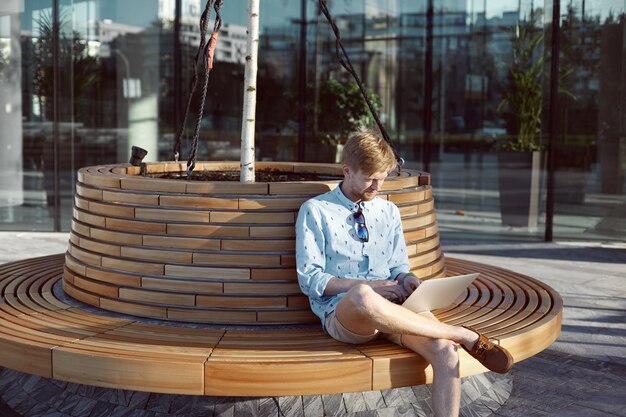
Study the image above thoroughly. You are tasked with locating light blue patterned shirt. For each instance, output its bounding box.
[295,183,410,330]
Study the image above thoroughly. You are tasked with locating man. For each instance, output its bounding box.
[295,130,513,417]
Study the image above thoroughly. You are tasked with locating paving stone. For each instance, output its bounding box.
[322,394,346,417]
[88,401,120,417]
[569,386,626,415]
[409,402,429,417]
[127,391,151,409]
[343,392,367,413]
[349,410,378,417]
[70,397,99,417]
[39,411,69,417]
[13,394,39,415]
[5,391,29,409]
[146,394,176,413]
[234,397,258,417]
[380,389,404,408]
[213,396,236,417]
[169,394,194,415]
[459,401,493,417]
[410,385,430,401]
[76,384,98,398]
[278,395,304,417]
[110,389,135,406]
[55,392,84,414]
[31,382,63,404]
[396,403,419,417]
[190,395,217,417]
[375,408,398,417]
[64,383,81,394]
[109,404,139,417]
[361,391,385,411]
[26,402,53,417]
[302,395,323,417]
[0,370,18,394]
[127,409,157,417]
[415,399,432,417]
[18,373,43,394]
[396,387,419,405]
[259,397,279,417]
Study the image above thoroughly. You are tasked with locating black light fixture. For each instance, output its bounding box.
[129,146,148,166]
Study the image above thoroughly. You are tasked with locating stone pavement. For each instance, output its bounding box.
[0,232,625,417]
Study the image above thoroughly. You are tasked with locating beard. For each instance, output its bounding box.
[360,189,377,201]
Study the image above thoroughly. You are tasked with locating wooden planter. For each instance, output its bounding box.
[63,161,444,325]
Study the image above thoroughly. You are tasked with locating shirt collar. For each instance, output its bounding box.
[333,181,371,211]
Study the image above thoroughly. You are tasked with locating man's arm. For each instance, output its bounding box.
[324,277,410,304]
[295,202,336,298]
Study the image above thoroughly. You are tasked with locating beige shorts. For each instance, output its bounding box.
[325,311,402,346]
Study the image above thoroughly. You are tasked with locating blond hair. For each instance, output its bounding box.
[342,130,396,174]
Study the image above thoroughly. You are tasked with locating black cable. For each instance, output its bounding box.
[318,0,403,167]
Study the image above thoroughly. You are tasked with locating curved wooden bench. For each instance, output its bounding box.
[0,254,562,396]
[65,162,444,325]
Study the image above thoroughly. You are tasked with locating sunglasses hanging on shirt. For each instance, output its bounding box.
[353,206,369,242]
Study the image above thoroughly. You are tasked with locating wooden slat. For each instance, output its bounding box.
[211,212,296,224]
[88,201,135,218]
[135,207,211,223]
[89,228,143,245]
[221,239,293,252]
[102,190,160,205]
[101,256,164,275]
[106,217,167,233]
[167,308,257,323]
[142,277,223,293]
[143,235,221,251]
[193,253,282,267]
[76,184,103,200]
[238,197,308,210]
[165,265,250,280]
[197,295,287,309]
[53,346,207,395]
[204,360,372,396]
[160,195,238,209]
[167,224,249,237]
[120,177,187,193]
[119,287,196,307]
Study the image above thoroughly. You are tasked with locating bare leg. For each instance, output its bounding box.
[335,286,471,417]
[335,284,479,349]
[401,321,461,417]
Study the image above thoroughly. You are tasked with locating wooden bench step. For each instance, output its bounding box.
[0,254,562,396]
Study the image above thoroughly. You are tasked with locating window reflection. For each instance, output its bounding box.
[0,0,624,242]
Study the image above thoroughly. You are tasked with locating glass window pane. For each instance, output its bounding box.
[553,0,626,242]
[0,0,55,230]
[54,0,170,230]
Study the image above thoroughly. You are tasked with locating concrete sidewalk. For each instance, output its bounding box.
[0,233,625,416]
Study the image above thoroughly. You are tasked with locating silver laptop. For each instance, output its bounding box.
[402,273,479,313]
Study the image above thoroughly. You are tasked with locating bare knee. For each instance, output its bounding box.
[345,284,385,318]
[427,339,459,371]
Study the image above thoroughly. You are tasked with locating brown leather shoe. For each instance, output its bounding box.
[461,326,514,374]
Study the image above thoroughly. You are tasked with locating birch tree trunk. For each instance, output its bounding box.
[240,0,260,182]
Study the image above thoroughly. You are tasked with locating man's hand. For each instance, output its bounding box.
[396,273,422,295]
[368,280,409,304]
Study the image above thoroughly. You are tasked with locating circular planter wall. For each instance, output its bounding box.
[63,161,444,325]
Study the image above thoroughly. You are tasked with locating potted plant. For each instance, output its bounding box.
[496,19,545,228]
[302,78,382,163]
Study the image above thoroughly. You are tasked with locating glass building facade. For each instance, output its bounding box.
[1,0,625,242]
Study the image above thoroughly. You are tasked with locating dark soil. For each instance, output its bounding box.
[152,170,341,182]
